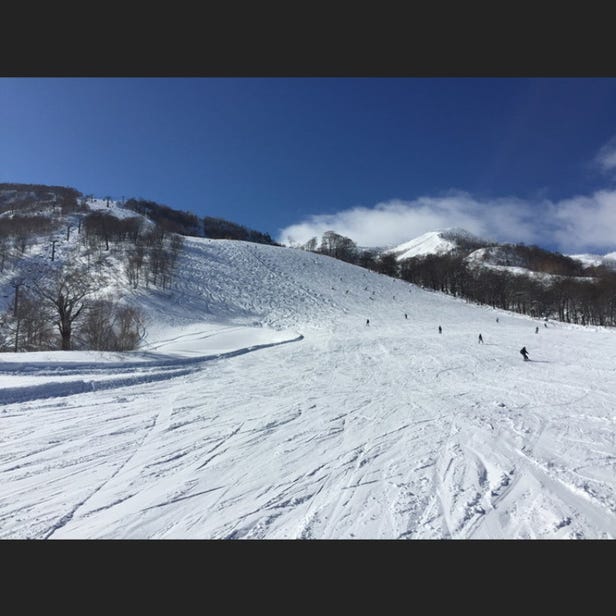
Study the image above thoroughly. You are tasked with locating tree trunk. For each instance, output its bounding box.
[61,328,71,350]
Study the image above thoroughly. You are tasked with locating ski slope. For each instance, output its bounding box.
[2,237,616,539]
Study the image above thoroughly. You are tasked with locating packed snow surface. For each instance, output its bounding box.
[2,237,616,539]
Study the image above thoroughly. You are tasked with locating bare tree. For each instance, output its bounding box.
[302,237,318,252]
[32,267,96,350]
[374,253,399,277]
[318,230,358,263]
[14,291,55,351]
[126,244,145,288]
[113,305,146,350]
[0,239,9,273]
[79,300,145,351]
[0,286,55,352]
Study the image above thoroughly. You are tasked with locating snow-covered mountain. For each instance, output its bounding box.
[569,252,616,269]
[386,231,457,260]
[464,245,559,280]
[2,208,616,539]
[382,228,613,282]
[384,228,485,261]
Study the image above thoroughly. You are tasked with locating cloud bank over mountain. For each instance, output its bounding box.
[278,188,616,254]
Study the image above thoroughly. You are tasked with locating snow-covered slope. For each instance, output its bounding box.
[465,246,560,281]
[569,252,616,269]
[385,231,458,261]
[2,235,616,539]
[385,228,486,262]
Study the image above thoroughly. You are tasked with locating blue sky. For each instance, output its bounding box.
[3,77,616,253]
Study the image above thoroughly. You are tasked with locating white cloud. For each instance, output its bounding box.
[277,189,616,254]
[594,136,616,175]
[278,192,540,248]
[551,190,616,252]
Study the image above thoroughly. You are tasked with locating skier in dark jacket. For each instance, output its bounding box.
[535,326,539,334]
[366,319,370,326]
[438,325,442,334]
[520,346,529,361]
[478,333,484,343]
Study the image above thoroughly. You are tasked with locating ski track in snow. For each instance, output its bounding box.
[1,237,616,539]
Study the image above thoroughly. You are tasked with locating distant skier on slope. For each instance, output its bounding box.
[535,326,539,334]
[438,325,442,334]
[520,346,529,361]
[496,317,499,323]
[478,333,484,343]
[366,319,370,326]
[405,313,408,319]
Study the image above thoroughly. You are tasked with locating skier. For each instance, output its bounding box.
[544,323,547,328]
[438,325,442,334]
[478,333,484,343]
[405,313,408,319]
[366,319,370,326]
[520,346,529,361]
[535,326,539,334]
[496,317,499,323]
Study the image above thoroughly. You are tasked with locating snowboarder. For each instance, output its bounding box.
[478,333,484,343]
[535,326,539,334]
[520,346,529,361]
[366,319,370,326]
[438,325,442,334]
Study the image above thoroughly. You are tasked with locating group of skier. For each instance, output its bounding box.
[366,313,543,361]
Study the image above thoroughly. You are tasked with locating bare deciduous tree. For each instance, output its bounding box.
[79,300,145,351]
[33,268,96,350]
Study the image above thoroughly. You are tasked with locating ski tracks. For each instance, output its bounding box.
[45,388,180,538]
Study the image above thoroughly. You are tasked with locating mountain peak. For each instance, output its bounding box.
[385,228,486,261]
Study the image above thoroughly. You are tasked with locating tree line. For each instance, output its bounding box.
[0,183,84,216]
[124,198,278,245]
[397,252,616,325]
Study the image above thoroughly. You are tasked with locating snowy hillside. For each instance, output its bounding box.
[569,252,616,269]
[2,232,616,538]
[385,231,459,261]
[385,229,605,284]
[384,228,488,262]
[465,247,562,281]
